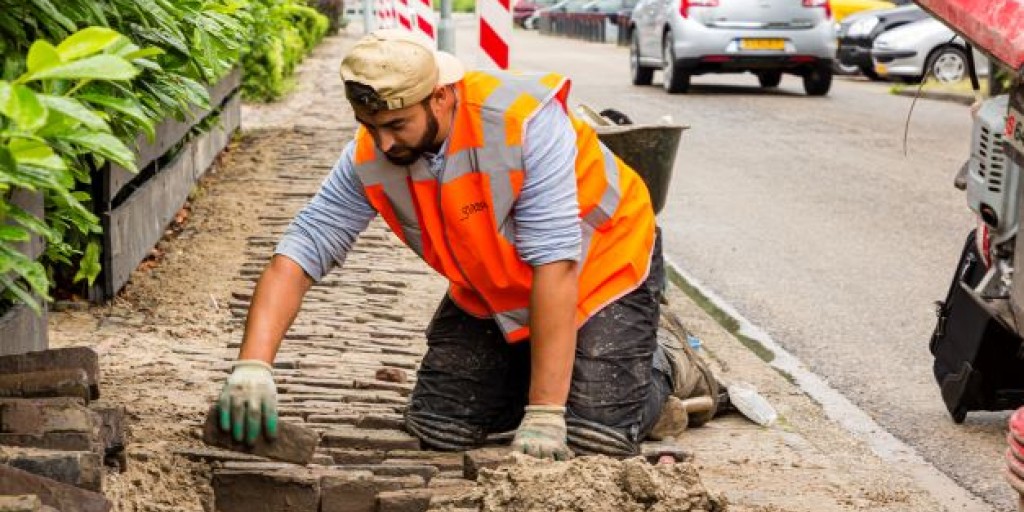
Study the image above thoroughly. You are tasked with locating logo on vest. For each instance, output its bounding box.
[459,201,489,221]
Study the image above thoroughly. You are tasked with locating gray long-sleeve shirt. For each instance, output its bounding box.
[275,99,582,282]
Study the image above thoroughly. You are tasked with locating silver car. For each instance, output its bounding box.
[871,17,986,83]
[628,0,837,95]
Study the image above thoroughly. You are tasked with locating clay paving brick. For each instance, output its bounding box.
[355,413,405,431]
[89,403,127,470]
[0,370,91,402]
[0,448,103,492]
[202,406,319,465]
[463,447,511,481]
[320,426,420,451]
[0,495,40,512]
[329,464,438,483]
[376,489,433,512]
[0,464,110,512]
[0,398,95,435]
[319,472,424,512]
[212,466,319,512]
[320,448,386,465]
[0,347,100,400]
[383,455,463,472]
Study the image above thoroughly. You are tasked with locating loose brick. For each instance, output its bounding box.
[89,403,126,470]
[0,495,39,512]
[320,472,424,512]
[319,470,376,512]
[320,427,419,451]
[173,447,269,464]
[0,464,110,512]
[0,370,90,402]
[376,489,432,512]
[355,413,405,431]
[306,414,359,425]
[375,368,407,383]
[320,448,386,465]
[202,406,319,465]
[0,348,99,400]
[383,456,463,473]
[0,398,95,435]
[212,466,319,512]
[463,448,511,481]
[0,448,103,492]
[329,464,437,483]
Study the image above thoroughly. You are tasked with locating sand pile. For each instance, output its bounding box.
[471,453,728,512]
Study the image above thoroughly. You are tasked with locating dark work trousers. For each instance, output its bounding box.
[405,230,673,457]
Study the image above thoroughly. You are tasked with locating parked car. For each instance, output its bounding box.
[871,17,987,83]
[628,0,836,95]
[515,0,560,28]
[830,0,894,23]
[836,4,928,79]
[525,0,590,29]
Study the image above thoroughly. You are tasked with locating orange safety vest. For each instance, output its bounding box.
[353,70,655,342]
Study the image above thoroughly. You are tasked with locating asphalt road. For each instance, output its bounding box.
[445,16,1013,511]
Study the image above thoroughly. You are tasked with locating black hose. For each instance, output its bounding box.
[965,42,980,92]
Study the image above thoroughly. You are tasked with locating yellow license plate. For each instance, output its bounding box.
[741,39,785,51]
[874,63,887,75]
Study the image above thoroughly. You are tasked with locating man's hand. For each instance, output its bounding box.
[218,360,278,445]
[512,405,573,461]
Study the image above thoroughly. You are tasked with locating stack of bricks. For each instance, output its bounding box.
[184,128,491,512]
[0,346,126,512]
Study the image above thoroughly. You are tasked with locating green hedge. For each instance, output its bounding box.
[453,0,476,12]
[0,0,327,310]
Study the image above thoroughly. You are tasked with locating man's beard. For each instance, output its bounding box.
[383,106,440,166]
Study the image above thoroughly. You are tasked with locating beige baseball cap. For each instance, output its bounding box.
[340,29,465,111]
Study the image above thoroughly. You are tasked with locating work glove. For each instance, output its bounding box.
[511,405,573,461]
[218,359,278,445]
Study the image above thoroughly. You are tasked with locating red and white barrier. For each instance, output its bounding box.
[375,0,397,29]
[414,0,437,46]
[477,0,511,68]
[396,0,414,30]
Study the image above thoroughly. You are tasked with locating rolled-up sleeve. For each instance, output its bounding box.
[274,141,376,281]
[514,100,582,266]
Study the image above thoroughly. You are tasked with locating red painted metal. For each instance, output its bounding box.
[914,0,1024,71]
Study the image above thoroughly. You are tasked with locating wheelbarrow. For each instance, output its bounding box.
[577,105,689,215]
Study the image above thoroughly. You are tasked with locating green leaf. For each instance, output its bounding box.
[22,55,139,82]
[9,138,65,171]
[56,27,123,61]
[62,130,136,172]
[37,94,109,131]
[125,47,165,60]
[2,84,47,132]
[0,225,30,242]
[0,274,43,314]
[7,204,55,242]
[0,82,10,111]
[29,0,76,34]
[73,240,101,285]
[76,93,154,139]
[26,40,61,74]
[0,146,14,172]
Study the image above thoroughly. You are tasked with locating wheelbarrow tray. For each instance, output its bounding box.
[915,0,1024,72]
[595,124,689,215]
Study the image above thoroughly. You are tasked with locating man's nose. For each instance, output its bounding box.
[377,131,395,152]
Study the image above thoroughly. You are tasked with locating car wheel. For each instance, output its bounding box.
[757,71,782,88]
[858,64,882,81]
[631,31,654,86]
[802,65,832,96]
[662,33,690,94]
[927,46,968,84]
[833,61,860,75]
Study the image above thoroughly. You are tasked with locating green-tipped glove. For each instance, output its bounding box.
[218,359,278,445]
[512,405,573,461]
